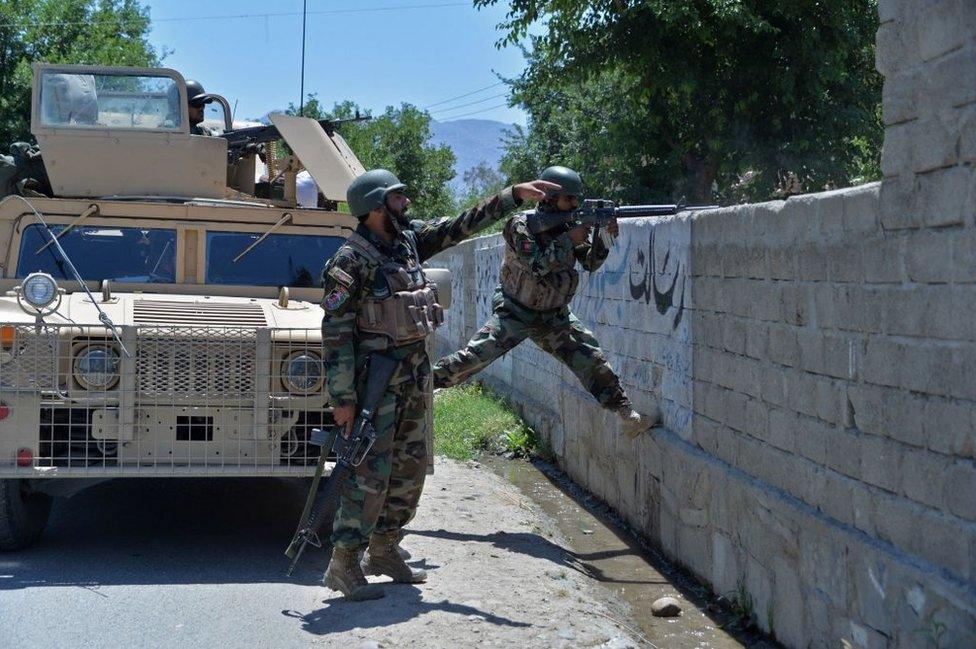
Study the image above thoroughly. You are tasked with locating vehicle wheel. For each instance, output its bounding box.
[0,479,52,550]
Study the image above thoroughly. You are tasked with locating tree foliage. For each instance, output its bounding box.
[288,95,457,219]
[478,0,882,203]
[458,161,506,209]
[0,0,160,145]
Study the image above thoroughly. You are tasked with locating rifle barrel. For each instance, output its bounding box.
[614,204,680,217]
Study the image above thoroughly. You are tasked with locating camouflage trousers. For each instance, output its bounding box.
[433,292,630,411]
[331,369,428,551]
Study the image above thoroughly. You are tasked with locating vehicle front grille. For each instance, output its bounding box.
[0,325,58,391]
[0,322,330,477]
[133,299,268,326]
[135,327,257,400]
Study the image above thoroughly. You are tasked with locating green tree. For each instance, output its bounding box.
[478,0,882,203]
[287,95,457,218]
[458,161,506,209]
[0,0,160,145]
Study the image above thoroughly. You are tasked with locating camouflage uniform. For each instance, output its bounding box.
[321,188,520,551]
[433,211,631,412]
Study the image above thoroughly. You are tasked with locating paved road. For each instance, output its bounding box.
[0,459,638,648]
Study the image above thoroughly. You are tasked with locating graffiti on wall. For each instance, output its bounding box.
[629,228,686,330]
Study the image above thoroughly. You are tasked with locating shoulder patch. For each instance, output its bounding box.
[328,264,354,287]
[323,285,350,311]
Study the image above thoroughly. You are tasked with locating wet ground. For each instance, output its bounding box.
[486,456,779,649]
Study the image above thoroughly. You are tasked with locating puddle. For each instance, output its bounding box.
[484,456,779,649]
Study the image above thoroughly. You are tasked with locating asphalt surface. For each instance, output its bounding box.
[0,460,639,648]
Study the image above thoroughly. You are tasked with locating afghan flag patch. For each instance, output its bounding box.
[323,286,350,311]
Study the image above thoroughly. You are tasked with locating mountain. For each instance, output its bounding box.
[430,119,514,191]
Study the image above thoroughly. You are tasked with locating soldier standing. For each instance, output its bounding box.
[320,169,557,600]
[432,165,660,438]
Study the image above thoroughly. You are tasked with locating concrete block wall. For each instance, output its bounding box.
[429,3,976,646]
[432,182,975,647]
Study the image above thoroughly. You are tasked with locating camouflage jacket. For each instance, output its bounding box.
[502,211,610,276]
[321,187,520,406]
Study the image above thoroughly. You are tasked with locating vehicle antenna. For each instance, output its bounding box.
[10,196,131,358]
[299,0,307,117]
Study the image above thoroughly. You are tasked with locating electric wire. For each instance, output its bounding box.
[429,92,509,115]
[423,81,506,109]
[434,102,511,120]
[0,2,471,29]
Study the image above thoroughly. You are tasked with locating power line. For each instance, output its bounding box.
[0,2,471,29]
[423,81,506,109]
[434,102,511,120]
[430,92,509,115]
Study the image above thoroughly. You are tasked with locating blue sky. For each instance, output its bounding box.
[147,1,530,126]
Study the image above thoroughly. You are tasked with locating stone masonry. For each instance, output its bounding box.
[431,3,975,647]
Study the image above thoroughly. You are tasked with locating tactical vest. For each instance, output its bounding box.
[499,214,579,311]
[345,232,444,346]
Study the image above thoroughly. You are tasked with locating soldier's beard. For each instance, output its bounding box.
[538,200,572,214]
[382,207,410,236]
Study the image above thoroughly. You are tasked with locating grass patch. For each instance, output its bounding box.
[433,384,537,461]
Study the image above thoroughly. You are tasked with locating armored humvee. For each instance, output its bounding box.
[0,64,449,549]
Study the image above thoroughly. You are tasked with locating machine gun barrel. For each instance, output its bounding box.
[220,114,371,151]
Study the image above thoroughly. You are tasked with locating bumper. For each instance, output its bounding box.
[0,324,334,478]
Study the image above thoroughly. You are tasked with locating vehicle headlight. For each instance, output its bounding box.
[21,272,58,309]
[73,345,120,390]
[282,353,322,394]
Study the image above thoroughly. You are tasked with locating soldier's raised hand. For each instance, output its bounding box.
[513,180,561,203]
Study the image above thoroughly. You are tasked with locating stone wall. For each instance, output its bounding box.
[432,182,974,647]
[429,4,976,646]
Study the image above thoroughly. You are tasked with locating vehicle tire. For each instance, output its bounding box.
[0,479,52,550]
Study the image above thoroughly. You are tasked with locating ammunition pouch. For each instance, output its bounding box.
[346,232,445,346]
[357,286,444,345]
[499,249,578,311]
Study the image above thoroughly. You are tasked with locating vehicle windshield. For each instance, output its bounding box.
[206,232,343,287]
[16,224,177,283]
[39,70,182,130]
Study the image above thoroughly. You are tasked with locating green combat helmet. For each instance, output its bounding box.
[539,165,583,199]
[347,169,406,218]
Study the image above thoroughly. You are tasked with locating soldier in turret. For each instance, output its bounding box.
[432,165,661,438]
[319,169,557,600]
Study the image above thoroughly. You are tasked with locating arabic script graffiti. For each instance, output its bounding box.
[629,228,685,330]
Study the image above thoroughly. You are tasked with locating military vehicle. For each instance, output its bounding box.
[0,64,450,549]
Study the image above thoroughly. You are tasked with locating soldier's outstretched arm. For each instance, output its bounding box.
[413,180,560,261]
[320,251,364,407]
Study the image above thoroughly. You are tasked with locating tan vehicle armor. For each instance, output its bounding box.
[0,64,451,550]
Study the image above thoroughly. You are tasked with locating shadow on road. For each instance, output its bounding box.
[410,528,669,586]
[0,477,332,589]
[282,585,531,635]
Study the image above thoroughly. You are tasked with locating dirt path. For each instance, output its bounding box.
[2,456,743,648]
[295,456,641,647]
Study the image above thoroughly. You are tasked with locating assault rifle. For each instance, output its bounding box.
[526,199,719,235]
[284,352,398,576]
[220,112,372,155]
